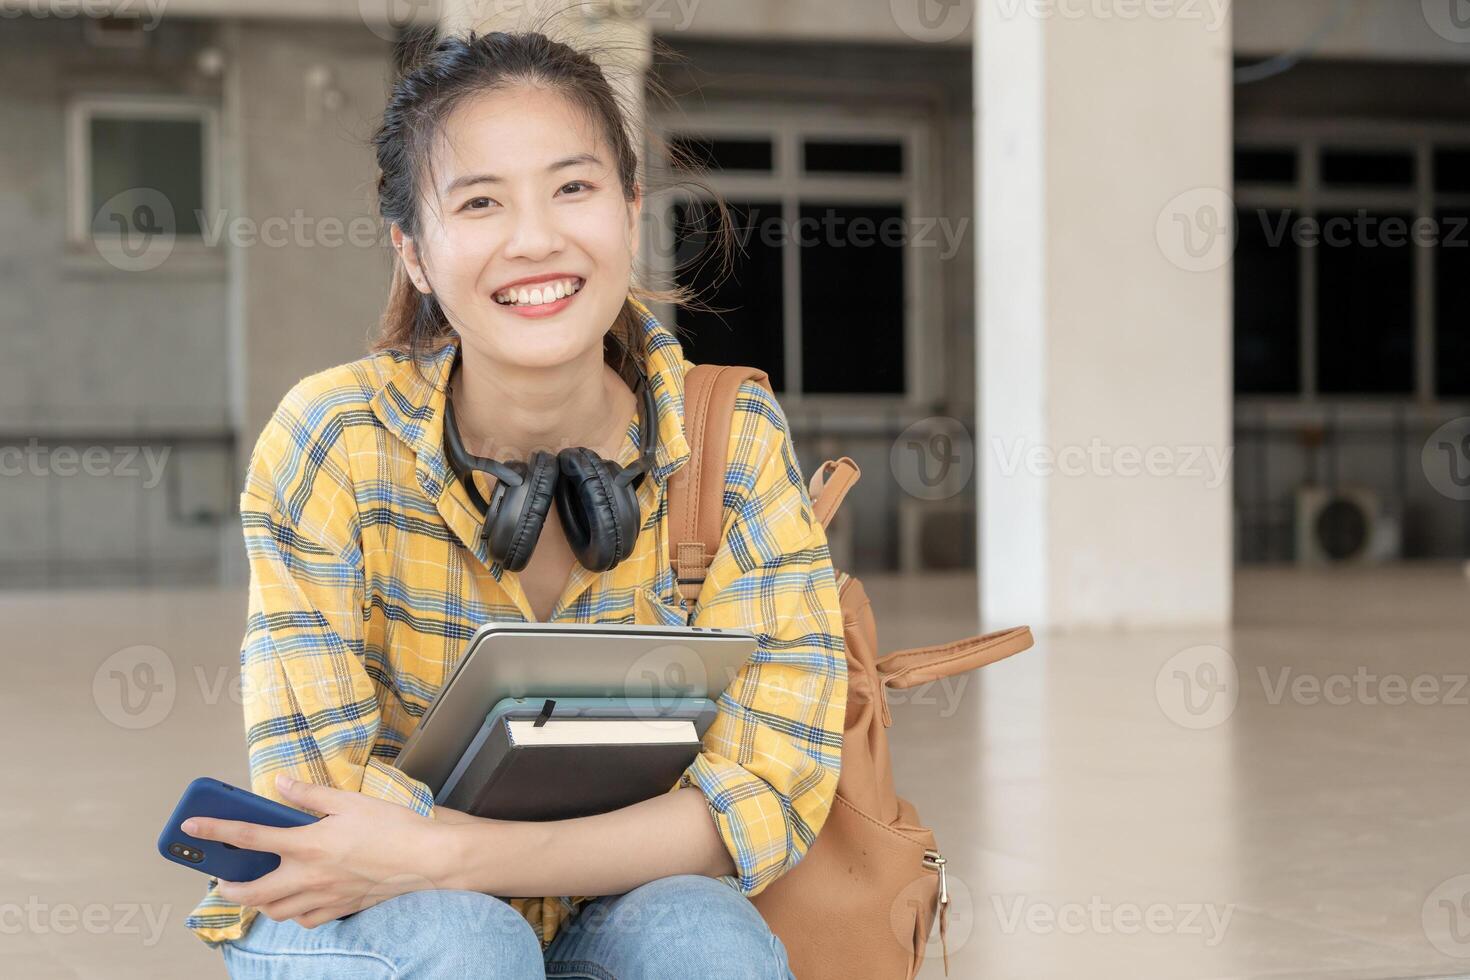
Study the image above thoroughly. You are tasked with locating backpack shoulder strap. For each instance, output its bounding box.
[667,363,774,604]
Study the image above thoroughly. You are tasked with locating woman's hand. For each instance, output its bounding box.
[182,774,453,929]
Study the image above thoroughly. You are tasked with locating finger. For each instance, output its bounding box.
[298,904,358,929]
[274,774,354,816]
[257,891,336,924]
[215,865,310,909]
[181,816,294,855]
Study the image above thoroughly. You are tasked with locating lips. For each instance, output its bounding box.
[493,276,585,308]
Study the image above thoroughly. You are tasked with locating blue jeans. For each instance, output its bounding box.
[219,874,796,979]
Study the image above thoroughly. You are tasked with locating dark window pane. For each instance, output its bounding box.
[1434,148,1470,194]
[1435,208,1470,397]
[668,134,772,173]
[1315,210,1415,394]
[1320,149,1414,188]
[803,141,903,175]
[1234,208,1301,394]
[798,203,905,394]
[90,116,204,236]
[672,200,785,390]
[1234,148,1297,185]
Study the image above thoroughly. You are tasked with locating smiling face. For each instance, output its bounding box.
[397,84,641,370]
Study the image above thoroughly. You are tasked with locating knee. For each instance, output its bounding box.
[225,890,543,980]
[369,889,543,977]
[588,875,786,974]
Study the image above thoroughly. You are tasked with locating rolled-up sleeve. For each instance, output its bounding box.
[678,381,848,897]
[186,386,435,943]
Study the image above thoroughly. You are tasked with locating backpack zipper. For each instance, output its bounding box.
[923,848,951,975]
[922,849,947,905]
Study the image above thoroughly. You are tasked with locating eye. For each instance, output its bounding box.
[462,196,496,211]
[557,181,591,196]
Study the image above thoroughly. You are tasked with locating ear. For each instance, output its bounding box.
[626,182,643,258]
[390,223,431,294]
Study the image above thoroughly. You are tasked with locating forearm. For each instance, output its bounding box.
[434,787,736,896]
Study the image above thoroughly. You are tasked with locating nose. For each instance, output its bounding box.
[502,198,564,262]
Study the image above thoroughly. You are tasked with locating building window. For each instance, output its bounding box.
[1435,205,1470,398]
[1314,209,1415,395]
[1319,148,1414,189]
[1233,207,1300,394]
[802,139,903,175]
[1233,147,1297,185]
[670,135,774,173]
[652,112,931,401]
[1234,131,1470,401]
[797,201,905,394]
[670,199,787,380]
[68,96,217,251]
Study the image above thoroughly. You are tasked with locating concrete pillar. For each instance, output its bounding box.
[976,4,1233,629]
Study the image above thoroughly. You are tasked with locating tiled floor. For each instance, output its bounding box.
[3,565,1469,979]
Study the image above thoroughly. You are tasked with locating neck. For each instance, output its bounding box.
[449,339,637,463]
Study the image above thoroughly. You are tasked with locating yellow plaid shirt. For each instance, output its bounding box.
[186,300,847,949]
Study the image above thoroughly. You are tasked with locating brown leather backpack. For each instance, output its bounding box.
[668,364,1034,979]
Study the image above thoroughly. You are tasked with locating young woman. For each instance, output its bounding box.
[181,30,847,979]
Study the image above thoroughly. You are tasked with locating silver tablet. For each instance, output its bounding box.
[394,621,759,794]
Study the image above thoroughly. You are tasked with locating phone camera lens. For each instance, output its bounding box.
[170,842,204,863]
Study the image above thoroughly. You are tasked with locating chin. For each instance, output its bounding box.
[482,320,605,370]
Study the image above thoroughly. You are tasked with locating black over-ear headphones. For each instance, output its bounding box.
[441,352,660,574]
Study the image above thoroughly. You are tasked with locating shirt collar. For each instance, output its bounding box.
[369,297,694,506]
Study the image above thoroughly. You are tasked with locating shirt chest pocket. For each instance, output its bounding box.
[636,585,692,627]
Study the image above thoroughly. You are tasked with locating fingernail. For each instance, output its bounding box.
[182,819,198,834]
[276,773,294,790]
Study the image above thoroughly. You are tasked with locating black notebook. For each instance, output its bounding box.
[437,698,716,821]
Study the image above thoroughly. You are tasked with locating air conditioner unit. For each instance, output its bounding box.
[1294,486,1400,565]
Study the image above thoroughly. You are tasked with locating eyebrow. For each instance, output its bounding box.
[443,153,604,194]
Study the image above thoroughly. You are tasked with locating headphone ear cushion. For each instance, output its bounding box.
[556,447,641,572]
[487,451,558,572]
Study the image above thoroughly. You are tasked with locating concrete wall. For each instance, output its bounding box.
[9,1,1470,592]
[1234,0,1470,61]
[42,0,1470,57]
[0,16,229,435]
[0,16,231,586]
[0,15,396,587]
[222,19,397,480]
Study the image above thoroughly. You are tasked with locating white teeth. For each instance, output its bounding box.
[495,277,583,306]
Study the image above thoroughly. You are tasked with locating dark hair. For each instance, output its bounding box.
[369,27,731,375]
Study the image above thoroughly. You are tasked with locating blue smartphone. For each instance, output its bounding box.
[158,777,319,882]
